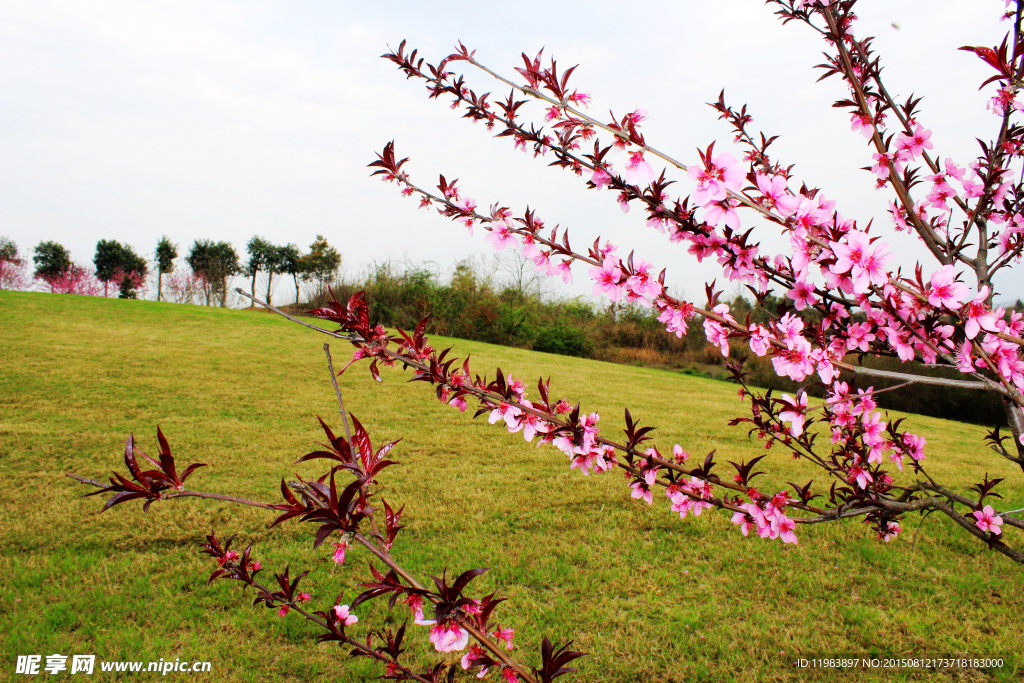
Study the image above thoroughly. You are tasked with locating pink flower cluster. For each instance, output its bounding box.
[731,497,798,545]
[588,248,663,307]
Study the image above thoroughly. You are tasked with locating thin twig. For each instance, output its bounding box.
[235,289,362,342]
[910,509,937,552]
[324,342,383,542]
[65,473,278,509]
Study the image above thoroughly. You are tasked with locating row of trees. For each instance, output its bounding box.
[0,235,343,307]
[244,235,340,306]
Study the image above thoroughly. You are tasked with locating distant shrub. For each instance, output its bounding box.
[532,324,592,358]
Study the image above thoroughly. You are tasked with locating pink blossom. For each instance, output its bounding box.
[688,152,744,205]
[956,341,977,373]
[845,322,876,352]
[779,393,808,437]
[927,265,968,310]
[429,623,469,652]
[629,480,654,505]
[884,325,916,362]
[332,540,349,565]
[894,124,933,159]
[944,158,965,181]
[673,444,689,464]
[658,304,690,338]
[593,444,618,473]
[731,506,756,537]
[629,468,657,505]
[963,286,998,339]
[617,192,630,213]
[568,91,592,107]
[570,450,596,476]
[485,220,519,252]
[500,667,520,683]
[625,151,656,186]
[980,334,1024,388]
[878,521,901,543]
[754,173,796,216]
[748,324,771,357]
[850,112,874,138]
[812,348,839,384]
[461,645,488,675]
[554,259,573,284]
[532,250,553,275]
[625,258,661,300]
[492,627,515,649]
[590,257,625,301]
[771,337,815,382]
[888,200,910,232]
[786,280,818,311]
[861,411,886,446]
[702,199,741,230]
[871,152,892,180]
[961,175,985,198]
[703,317,731,357]
[405,594,435,626]
[847,464,873,489]
[647,216,667,233]
[489,402,522,430]
[517,409,549,442]
[972,505,1003,535]
[987,86,1016,115]
[771,513,798,545]
[591,166,613,190]
[776,313,804,343]
[333,604,359,626]
[671,492,713,519]
[829,231,892,294]
[519,232,540,260]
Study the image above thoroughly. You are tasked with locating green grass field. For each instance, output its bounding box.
[1,290,1021,682]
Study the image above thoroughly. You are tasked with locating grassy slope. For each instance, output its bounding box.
[0,290,1021,682]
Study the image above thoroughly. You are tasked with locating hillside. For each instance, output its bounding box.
[0,290,1020,682]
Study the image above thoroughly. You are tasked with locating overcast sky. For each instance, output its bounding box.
[2,0,1020,305]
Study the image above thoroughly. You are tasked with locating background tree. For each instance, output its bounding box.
[117,273,144,299]
[299,234,341,305]
[32,241,72,288]
[0,237,27,290]
[277,243,303,306]
[262,244,286,307]
[244,236,271,303]
[94,240,148,298]
[155,236,178,302]
[187,240,239,307]
[0,237,20,264]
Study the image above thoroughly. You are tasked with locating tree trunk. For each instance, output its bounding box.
[250,273,257,304]
[293,274,300,306]
[157,271,163,302]
[1006,400,1024,472]
[266,272,273,307]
